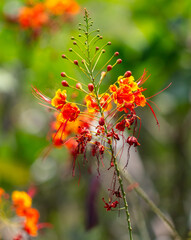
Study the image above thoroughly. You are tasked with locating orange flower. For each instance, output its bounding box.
[0,188,5,198]
[51,89,67,109]
[24,208,39,237]
[18,3,49,30]
[52,111,91,147]
[110,74,147,113]
[134,92,146,107]
[12,191,32,211]
[45,0,80,15]
[58,103,80,122]
[85,93,111,113]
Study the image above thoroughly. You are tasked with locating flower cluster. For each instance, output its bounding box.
[33,10,170,221]
[5,0,80,39]
[0,188,47,239]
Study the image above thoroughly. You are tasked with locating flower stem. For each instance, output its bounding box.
[121,170,182,240]
[83,9,133,239]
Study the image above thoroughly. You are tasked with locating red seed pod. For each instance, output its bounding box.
[61,80,69,87]
[88,83,94,92]
[107,65,112,72]
[99,117,105,126]
[124,71,132,78]
[126,136,140,147]
[61,72,66,77]
[117,59,122,64]
[61,54,66,58]
[76,83,82,90]
[114,52,119,56]
[74,60,78,65]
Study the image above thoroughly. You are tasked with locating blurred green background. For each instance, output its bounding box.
[0,0,191,239]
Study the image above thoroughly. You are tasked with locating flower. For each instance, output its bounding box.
[45,0,80,15]
[57,102,80,122]
[12,191,32,211]
[18,3,49,30]
[51,89,67,109]
[85,93,111,113]
[24,208,40,236]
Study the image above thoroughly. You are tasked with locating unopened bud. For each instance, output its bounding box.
[76,83,82,90]
[96,46,99,51]
[99,36,103,39]
[97,29,100,32]
[99,117,105,126]
[107,65,112,72]
[69,48,72,52]
[101,71,106,78]
[74,60,78,65]
[71,36,75,40]
[114,52,119,56]
[88,83,94,92]
[61,72,66,77]
[117,59,122,64]
[62,80,69,87]
[78,34,81,37]
[124,71,132,78]
[73,41,77,45]
[107,42,111,45]
[102,49,105,53]
[62,54,66,58]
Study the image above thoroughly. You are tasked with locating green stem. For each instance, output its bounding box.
[121,170,182,240]
[84,10,133,239]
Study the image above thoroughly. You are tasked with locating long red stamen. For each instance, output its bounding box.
[147,82,172,99]
[146,102,160,127]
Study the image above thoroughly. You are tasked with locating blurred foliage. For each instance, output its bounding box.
[0,0,191,239]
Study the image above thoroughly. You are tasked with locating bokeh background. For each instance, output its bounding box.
[0,0,191,239]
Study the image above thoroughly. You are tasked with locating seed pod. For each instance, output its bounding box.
[107,65,112,72]
[62,80,69,87]
[88,83,94,92]
[76,83,82,90]
[74,60,78,65]
[99,117,105,126]
[61,72,66,77]
[124,71,132,78]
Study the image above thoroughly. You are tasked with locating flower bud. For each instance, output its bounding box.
[69,48,72,52]
[107,42,111,45]
[99,117,105,126]
[117,59,122,64]
[88,83,94,92]
[62,54,66,58]
[61,72,66,77]
[96,46,99,51]
[74,60,78,65]
[73,41,77,45]
[114,52,119,56]
[124,71,132,77]
[62,80,69,87]
[107,65,112,72]
[76,83,82,90]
